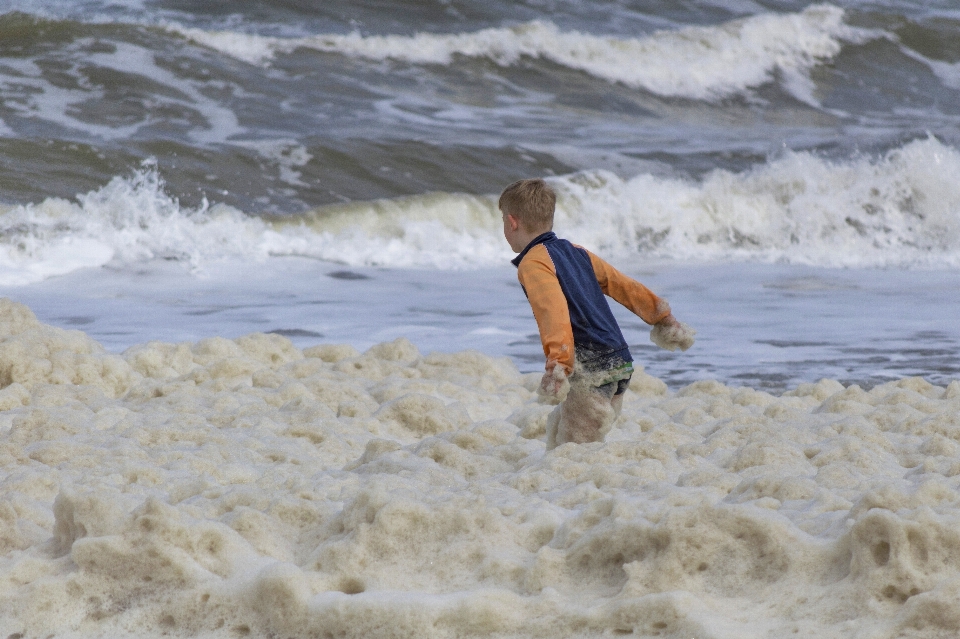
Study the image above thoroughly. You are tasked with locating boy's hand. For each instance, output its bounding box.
[537,365,570,404]
[650,314,696,351]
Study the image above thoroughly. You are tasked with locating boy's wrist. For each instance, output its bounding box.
[656,313,678,327]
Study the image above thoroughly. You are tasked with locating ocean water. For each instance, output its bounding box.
[1,0,960,637]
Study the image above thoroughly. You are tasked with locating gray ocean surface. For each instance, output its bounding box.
[1,0,959,211]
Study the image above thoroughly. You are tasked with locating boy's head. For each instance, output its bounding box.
[499,179,556,252]
[499,178,555,232]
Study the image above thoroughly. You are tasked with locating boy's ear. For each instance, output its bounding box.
[507,214,521,231]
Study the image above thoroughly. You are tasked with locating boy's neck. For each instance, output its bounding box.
[515,227,552,251]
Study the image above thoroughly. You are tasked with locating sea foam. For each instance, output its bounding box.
[1,137,959,286]
[554,136,960,268]
[172,4,881,103]
[0,299,959,637]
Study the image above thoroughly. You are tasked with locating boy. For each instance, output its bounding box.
[500,178,694,449]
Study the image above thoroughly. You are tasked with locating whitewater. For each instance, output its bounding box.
[173,4,882,104]
[2,137,959,287]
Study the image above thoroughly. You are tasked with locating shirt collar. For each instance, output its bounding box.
[511,231,556,268]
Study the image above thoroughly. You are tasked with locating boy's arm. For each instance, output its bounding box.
[516,246,576,377]
[585,250,672,325]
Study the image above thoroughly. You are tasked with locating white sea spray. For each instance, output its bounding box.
[2,137,959,285]
[555,136,960,267]
[0,163,270,285]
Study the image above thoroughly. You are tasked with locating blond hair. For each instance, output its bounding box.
[498,178,555,232]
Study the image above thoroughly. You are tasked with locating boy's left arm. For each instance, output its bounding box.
[586,250,696,351]
[585,250,672,324]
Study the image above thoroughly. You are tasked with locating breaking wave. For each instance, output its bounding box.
[172,4,881,104]
[1,137,959,286]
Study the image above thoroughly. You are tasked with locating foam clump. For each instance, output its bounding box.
[1,298,960,638]
[650,319,696,351]
[0,298,138,397]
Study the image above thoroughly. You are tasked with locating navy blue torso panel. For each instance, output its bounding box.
[513,232,632,369]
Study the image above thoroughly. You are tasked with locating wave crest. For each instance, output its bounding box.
[2,138,959,286]
[172,4,882,103]
[555,137,960,267]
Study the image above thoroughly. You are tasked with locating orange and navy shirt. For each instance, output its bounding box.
[511,232,670,376]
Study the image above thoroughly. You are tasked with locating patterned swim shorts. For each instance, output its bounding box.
[574,347,635,398]
[594,361,633,398]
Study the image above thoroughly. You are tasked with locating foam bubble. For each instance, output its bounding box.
[172,4,882,103]
[0,299,959,637]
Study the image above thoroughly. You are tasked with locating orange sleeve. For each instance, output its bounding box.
[516,244,575,375]
[585,250,671,325]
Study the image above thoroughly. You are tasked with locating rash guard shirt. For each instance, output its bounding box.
[511,232,670,376]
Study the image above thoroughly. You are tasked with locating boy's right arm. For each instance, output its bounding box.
[516,246,576,379]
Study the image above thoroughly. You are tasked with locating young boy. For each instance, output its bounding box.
[500,178,695,449]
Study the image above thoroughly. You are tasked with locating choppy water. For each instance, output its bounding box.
[2,0,960,211]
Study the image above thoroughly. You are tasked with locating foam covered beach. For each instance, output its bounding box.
[1,299,959,638]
